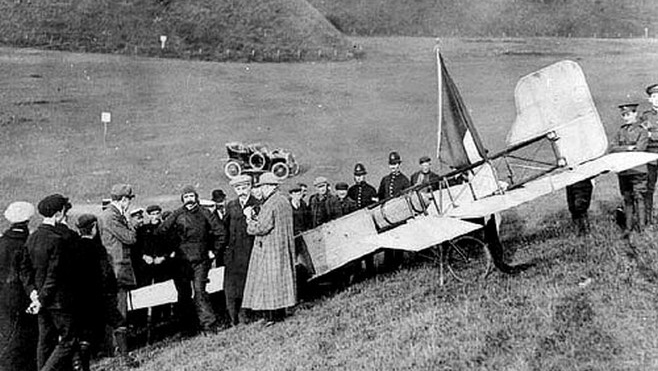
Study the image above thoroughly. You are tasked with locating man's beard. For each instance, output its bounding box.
[184,200,197,207]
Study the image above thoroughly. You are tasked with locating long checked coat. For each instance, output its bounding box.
[242,189,296,310]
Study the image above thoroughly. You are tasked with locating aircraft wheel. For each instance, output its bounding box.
[446,235,491,284]
[224,160,242,179]
[271,162,290,180]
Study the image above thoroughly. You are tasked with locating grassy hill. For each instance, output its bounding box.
[93,195,658,370]
[0,0,356,62]
[309,0,658,38]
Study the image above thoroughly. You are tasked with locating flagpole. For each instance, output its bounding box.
[436,45,443,161]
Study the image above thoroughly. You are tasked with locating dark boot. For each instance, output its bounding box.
[645,195,654,226]
[113,327,140,368]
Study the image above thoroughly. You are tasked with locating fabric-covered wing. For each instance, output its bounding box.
[363,216,482,251]
[446,152,658,219]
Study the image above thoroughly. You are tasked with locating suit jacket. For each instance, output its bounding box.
[223,195,259,299]
[99,204,137,288]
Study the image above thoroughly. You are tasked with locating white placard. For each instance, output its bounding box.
[101,112,111,123]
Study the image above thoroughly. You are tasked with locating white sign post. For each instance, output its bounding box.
[160,35,167,49]
[101,112,111,149]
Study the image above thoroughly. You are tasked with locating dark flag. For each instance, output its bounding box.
[436,49,487,170]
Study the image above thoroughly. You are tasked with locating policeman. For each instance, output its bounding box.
[347,163,378,209]
[378,151,410,270]
[611,102,649,235]
[641,83,658,225]
[377,151,411,201]
[347,163,378,276]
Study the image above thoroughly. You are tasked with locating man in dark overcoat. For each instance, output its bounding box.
[26,194,78,371]
[223,175,259,326]
[157,185,225,333]
[308,177,342,228]
[0,201,37,371]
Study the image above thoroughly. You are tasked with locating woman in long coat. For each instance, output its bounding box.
[0,202,37,371]
[242,173,296,322]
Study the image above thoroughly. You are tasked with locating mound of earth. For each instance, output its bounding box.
[0,0,357,62]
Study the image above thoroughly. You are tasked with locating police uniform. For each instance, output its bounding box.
[347,163,378,209]
[612,103,649,233]
[378,152,410,270]
[641,83,658,224]
[377,152,411,200]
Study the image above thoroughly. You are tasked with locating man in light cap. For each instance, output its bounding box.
[611,103,648,236]
[348,163,378,210]
[411,156,441,191]
[641,83,658,225]
[97,184,140,367]
[0,201,37,371]
[25,194,79,370]
[308,176,341,228]
[157,184,225,333]
[223,174,259,326]
[378,152,410,270]
[242,172,297,325]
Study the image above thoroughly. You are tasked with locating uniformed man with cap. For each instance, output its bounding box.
[378,151,411,201]
[223,174,259,326]
[611,103,649,235]
[308,177,342,228]
[378,152,410,270]
[410,156,441,191]
[97,184,140,367]
[347,163,378,209]
[641,83,658,225]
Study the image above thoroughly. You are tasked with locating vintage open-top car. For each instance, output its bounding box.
[223,141,300,180]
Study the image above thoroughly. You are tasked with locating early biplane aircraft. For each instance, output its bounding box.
[70,48,658,312]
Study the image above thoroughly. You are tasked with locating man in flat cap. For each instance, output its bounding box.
[411,156,441,191]
[0,201,37,371]
[335,182,357,216]
[347,163,378,210]
[25,194,79,370]
[157,185,225,333]
[308,177,342,228]
[641,83,658,226]
[223,175,259,326]
[378,152,410,270]
[97,184,140,367]
[242,172,297,325]
[611,103,649,236]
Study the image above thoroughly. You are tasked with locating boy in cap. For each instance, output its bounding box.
[97,184,140,367]
[308,177,342,228]
[335,182,357,216]
[641,83,658,225]
[224,175,259,326]
[378,152,410,270]
[0,201,37,371]
[156,185,224,333]
[211,189,228,223]
[25,194,79,370]
[410,156,441,191]
[611,103,649,235]
[347,163,378,209]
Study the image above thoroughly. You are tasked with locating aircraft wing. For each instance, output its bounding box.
[446,152,658,219]
[362,215,483,251]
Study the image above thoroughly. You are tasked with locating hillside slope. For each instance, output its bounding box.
[309,0,658,38]
[0,0,355,62]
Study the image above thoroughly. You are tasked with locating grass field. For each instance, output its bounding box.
[3,37,658,370]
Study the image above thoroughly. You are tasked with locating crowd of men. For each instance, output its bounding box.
[4,84,658,371]
[0,147,446,371]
